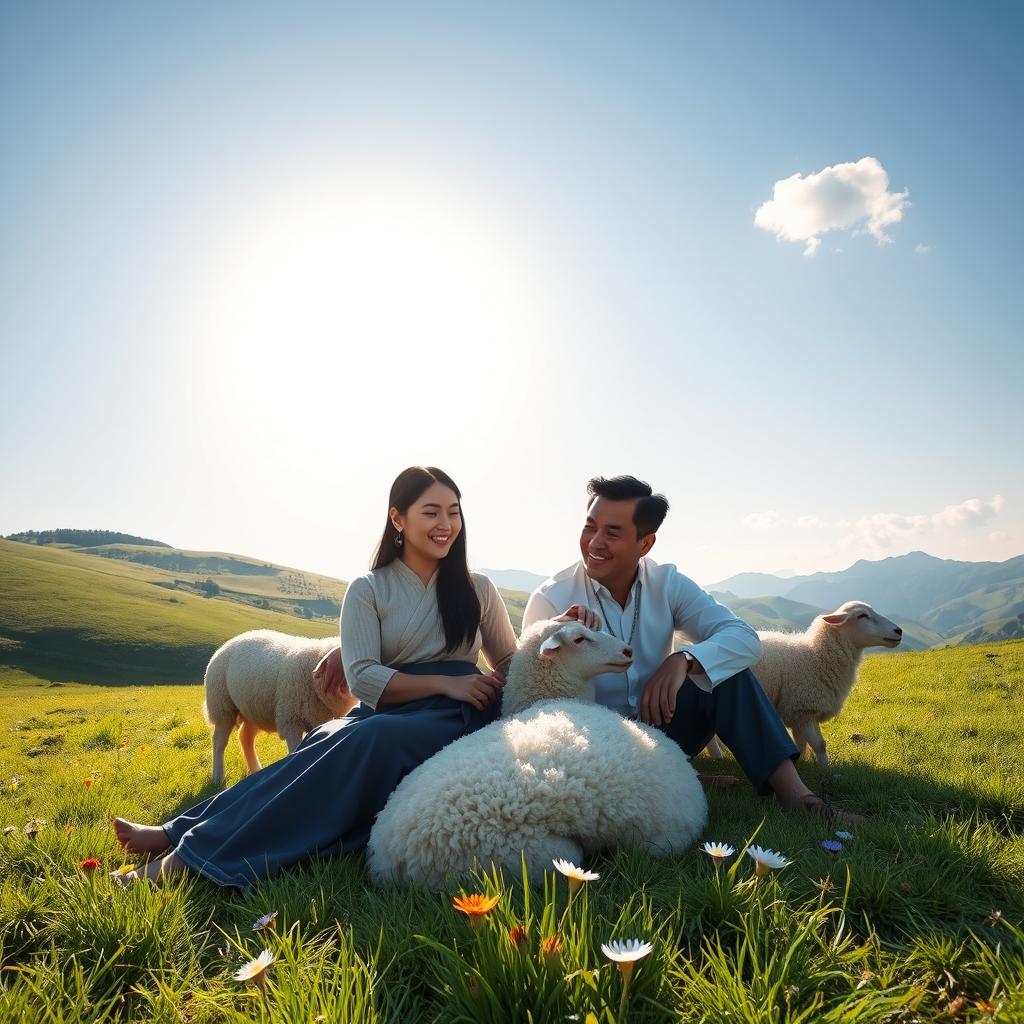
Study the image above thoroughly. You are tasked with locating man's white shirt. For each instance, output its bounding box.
[522,557,763,718]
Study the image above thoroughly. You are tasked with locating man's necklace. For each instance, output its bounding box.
[589,577,642,646]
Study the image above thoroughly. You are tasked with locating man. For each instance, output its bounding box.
[523,475,861,823]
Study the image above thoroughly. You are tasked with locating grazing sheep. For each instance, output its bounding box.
[704,600,902,766]
[367,619,708,890]
[202,630,354,786]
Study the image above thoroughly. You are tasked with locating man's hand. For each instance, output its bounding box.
[554,604,603,630]
[441,673,505,711]
[313,646,349,700]
[638,652,689,727]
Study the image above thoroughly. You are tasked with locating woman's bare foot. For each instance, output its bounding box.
[110,851,187,887]
[145,850,186,884]
[113,818,172,857]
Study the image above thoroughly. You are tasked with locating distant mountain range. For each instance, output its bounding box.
[707,551,1024,648]
[5,531,1022,651]
[480,568,548,593]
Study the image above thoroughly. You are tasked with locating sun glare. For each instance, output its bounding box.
[196,185,542,445]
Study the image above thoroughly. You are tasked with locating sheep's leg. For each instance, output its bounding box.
[237,719,263,775]
[703,736,725,758]
[211,721,234,787]
[790,724,811,759]
[803,721,829,766]
[277,722,306,754]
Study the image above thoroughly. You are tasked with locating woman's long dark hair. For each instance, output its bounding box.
[371,466,481,653]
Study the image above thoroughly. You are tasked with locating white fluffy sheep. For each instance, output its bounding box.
[367,619,707,890]
[202,630,355,786]
[706,601,901,766]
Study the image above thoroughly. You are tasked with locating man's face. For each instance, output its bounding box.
[579,497,655,584]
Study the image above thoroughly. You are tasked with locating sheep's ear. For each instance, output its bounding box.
[822,613,849,626]
[539,633,564,658]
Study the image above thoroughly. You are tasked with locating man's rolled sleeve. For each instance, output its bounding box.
[523,591,559,631]
[670,575,762,687]
[339,577,398,708]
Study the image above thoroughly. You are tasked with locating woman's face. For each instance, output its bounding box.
[392,482,462,562]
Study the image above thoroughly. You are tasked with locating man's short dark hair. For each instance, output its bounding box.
[586,475,670,538]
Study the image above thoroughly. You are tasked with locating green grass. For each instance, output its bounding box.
[0,540,337,684]
[0,640,1022,1022]
[0,540,528,685]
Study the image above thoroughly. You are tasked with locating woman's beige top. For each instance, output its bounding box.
[340,559,518,708]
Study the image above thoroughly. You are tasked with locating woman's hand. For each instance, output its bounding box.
[440,673,505,710]
[312,646,348,699]
[554,604,602,630]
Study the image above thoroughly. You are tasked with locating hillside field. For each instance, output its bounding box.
[0,541,339,684]
[0,540,527,685]
[0,641,1021,1021]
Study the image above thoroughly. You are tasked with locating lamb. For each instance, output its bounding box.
[705,600,902,766]
[367,619,708,890]
[202,630,355,786]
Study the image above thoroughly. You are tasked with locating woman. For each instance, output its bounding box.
[112,466,518,887]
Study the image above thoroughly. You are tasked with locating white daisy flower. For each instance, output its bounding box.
[601,938,653,983]
[234,949,274,985]
[701,841,735,864]
[252,911,278,932]
[601,938,653,963]
[552,858,600,893]
[747,845,790,876]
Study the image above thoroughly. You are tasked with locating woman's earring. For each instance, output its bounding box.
[395,530,403,548]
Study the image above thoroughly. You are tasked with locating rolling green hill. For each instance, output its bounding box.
[920,581,1024,636]
[0,540,338,684]
[3,530,1015,695]
[710,593,944,652]
[87,543,350,621]
[0,540,529,686]
[947,612,1024,646]
[80,543,529,632]
[710,551,1024,641]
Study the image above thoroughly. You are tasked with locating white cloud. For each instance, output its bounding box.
[754,156,909,256]
[931,494,1004,528]
[914,242,930,255]
[797,515,823,529]
[743,510,783,530]
[841,495,1005,549]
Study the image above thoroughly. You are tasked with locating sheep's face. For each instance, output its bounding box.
[821,602,902,649]
[538,621,634,679]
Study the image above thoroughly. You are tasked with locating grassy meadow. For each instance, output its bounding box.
[0,540,339,684]
[0,540,528,687]
[0,638,1022,1022]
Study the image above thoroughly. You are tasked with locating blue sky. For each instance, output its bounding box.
[1,2,1021,585]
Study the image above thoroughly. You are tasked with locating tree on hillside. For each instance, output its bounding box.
[3,529,170,548]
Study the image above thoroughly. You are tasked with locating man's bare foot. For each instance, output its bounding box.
[794,794,865,826]
[113,818,172,856]
[698,773,740,791]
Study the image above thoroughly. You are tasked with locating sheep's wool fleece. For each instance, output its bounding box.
[367,698,708,890]
[753,620,862,723]
[203,630,345,733]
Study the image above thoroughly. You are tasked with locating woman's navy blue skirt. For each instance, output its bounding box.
[163,661,495,889]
